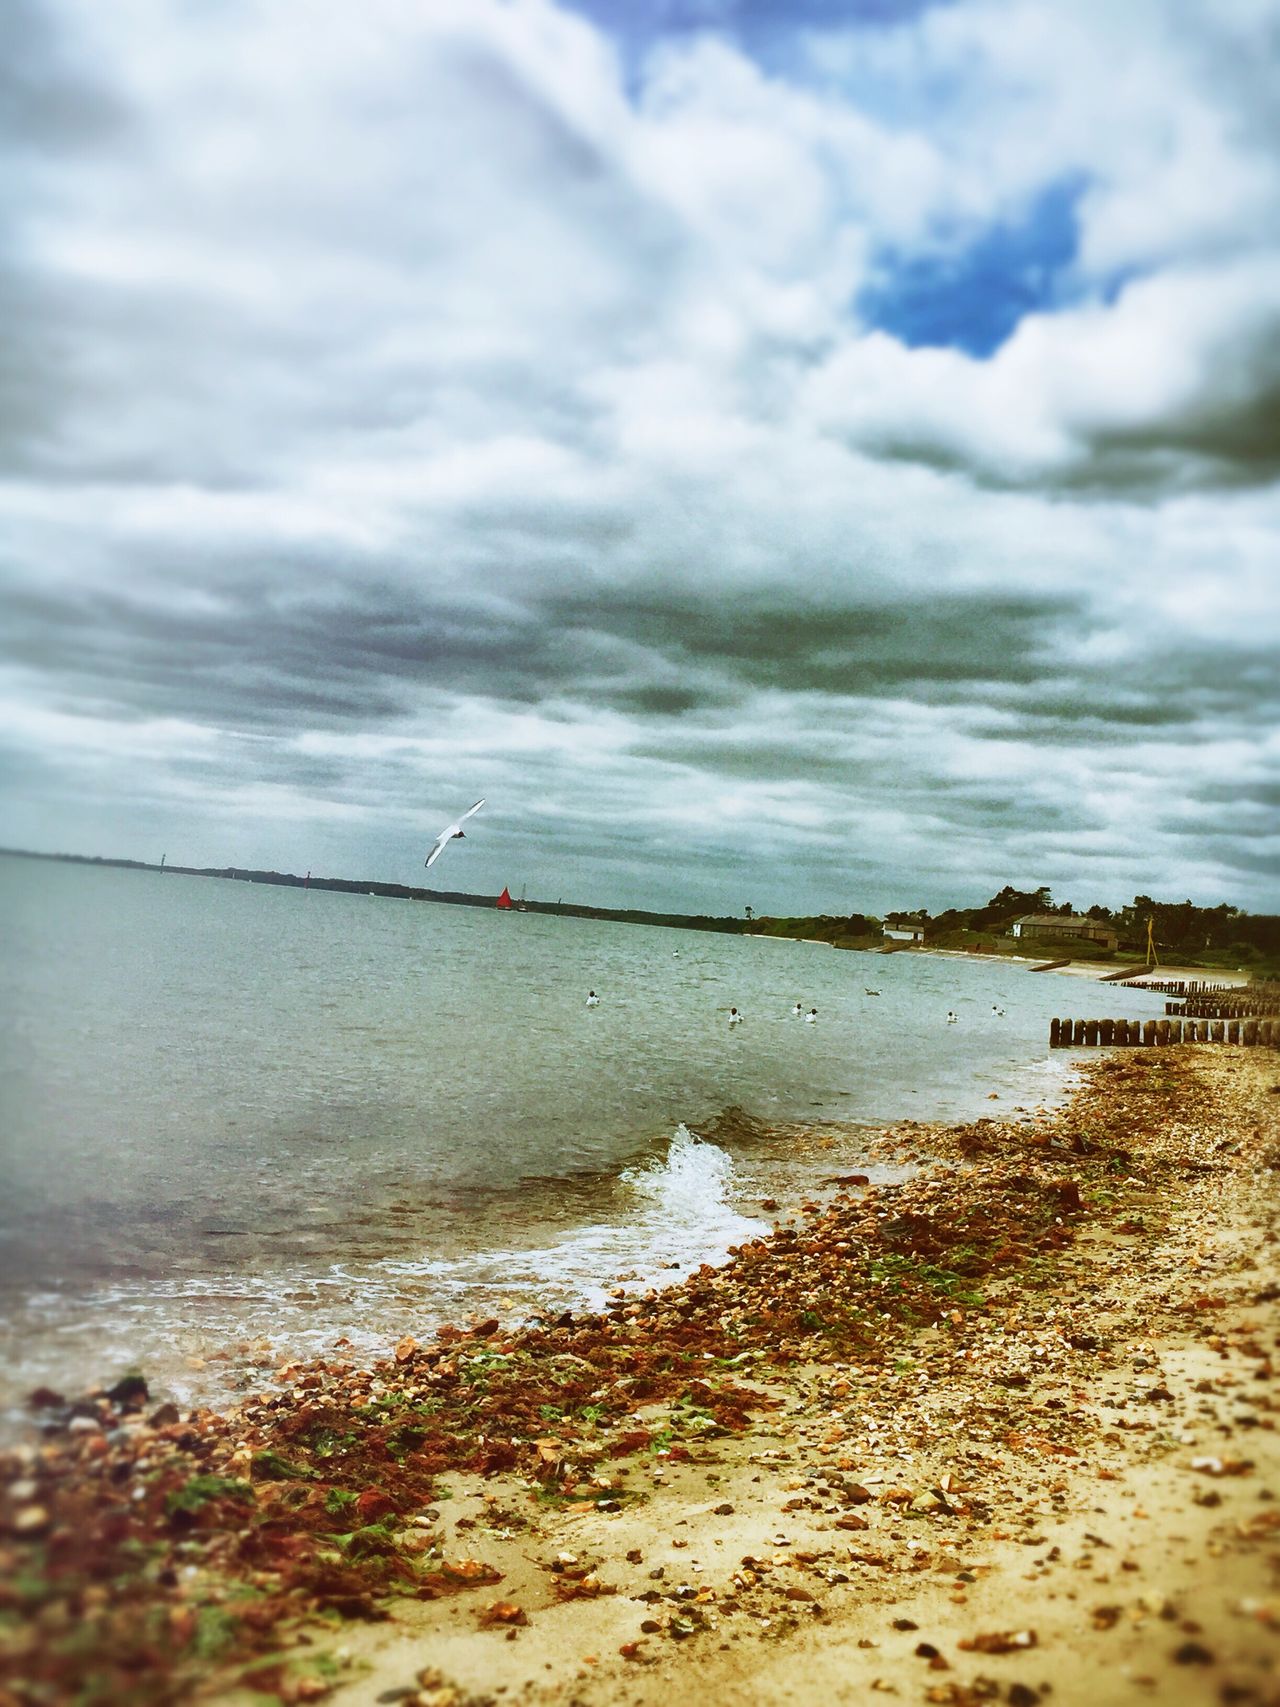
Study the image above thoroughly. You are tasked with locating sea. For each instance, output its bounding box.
[0,855,1167,1422]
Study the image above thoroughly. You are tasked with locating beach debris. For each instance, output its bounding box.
[476,1600,527,1628]
[957,1629,1038,1654]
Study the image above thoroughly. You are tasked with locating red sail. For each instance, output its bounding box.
[496,887,513,909]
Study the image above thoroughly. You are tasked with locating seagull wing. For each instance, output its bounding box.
[458,798,486,825]
[424,829,454,868]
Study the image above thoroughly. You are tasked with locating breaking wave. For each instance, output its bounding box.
[0,1127,767,1425]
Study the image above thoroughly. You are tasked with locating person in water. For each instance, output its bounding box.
[586,991,600,1006]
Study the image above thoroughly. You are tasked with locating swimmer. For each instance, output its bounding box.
[586,990,600,1006]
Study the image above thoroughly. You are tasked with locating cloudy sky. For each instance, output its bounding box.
[2,0,1278,917]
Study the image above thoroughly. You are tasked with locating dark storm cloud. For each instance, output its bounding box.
[1081,366,1280,494]
[4,571,1090,735]
[546,591,1082,697]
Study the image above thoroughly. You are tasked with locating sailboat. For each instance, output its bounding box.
[496,887,513,910]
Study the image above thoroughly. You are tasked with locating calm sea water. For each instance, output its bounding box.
[0,856,1166,1416]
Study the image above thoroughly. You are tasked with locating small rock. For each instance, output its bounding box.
[25,1387,66,1410]
[105,1374,149,1408]
[1172,1641,1214,1665]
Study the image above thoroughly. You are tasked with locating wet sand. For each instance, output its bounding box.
[3,1048,1278,1707]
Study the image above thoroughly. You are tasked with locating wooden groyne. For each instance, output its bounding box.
[1122,979,1239,995]
[1050,1017,1280,1048]
[1166,997,1280,1018]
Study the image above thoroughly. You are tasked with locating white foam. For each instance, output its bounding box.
[379,1126,766,1310]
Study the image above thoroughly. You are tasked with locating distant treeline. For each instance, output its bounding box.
[887,885,1280,961]
[3,851,1276,961]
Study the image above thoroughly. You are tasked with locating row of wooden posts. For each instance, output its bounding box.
[1050,1016,1280,1048]
[1124,980,1242,996]
[1167,998,1280,1019]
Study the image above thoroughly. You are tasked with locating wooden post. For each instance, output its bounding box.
[1049,1017,1060,1047]
[1244,1020,1258,1046]
[1100,1018,1115,1045]
[1073,1019,1087,1046]
[1085,1020,1099,1046]
[1227,1020,1240,1044]
[1114,1018,1128,1045]
[1170,1019,1182,1043]
[1142,1020,1157,1047]
[1156,1019,1170,1046]
[1210,1021,1224,1043]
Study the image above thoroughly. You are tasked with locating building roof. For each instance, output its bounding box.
[1013,913,1115,932]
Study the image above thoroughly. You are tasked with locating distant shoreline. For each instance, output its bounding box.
[0,844,757,939]
[1,844,1263,977]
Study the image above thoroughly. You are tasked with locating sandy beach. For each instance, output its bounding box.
[3,1046,1279,1707]
[899,949,1255,985]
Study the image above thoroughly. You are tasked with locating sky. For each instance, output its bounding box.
[1,0,1278,918]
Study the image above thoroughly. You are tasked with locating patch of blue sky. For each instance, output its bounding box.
[561,0,949,69]
[858,176,1088,358]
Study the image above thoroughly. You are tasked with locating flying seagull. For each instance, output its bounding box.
[425,798,485,868]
